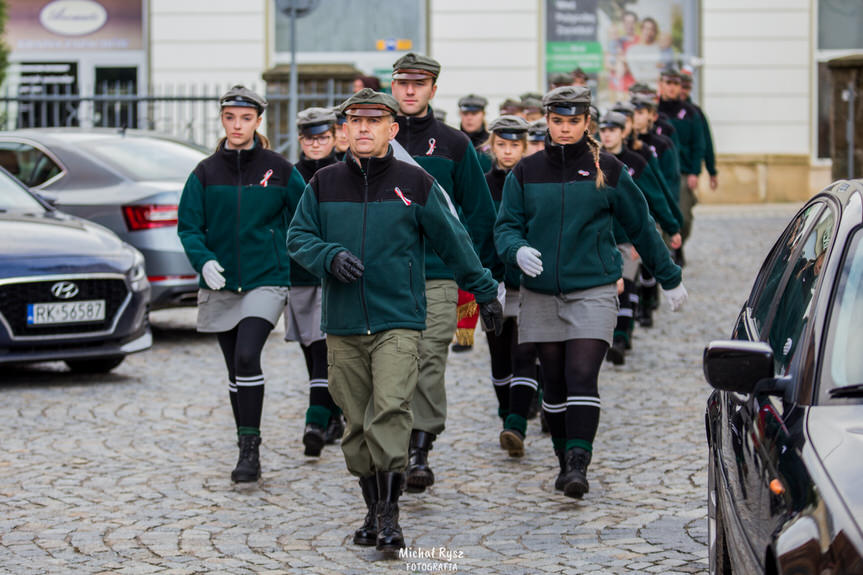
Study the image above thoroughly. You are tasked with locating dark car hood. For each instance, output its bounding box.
[807,406,863,527]
[0,210,133,278]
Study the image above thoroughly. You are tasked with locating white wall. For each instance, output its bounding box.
[701,0,811,155]
[429,0,542,126]
[149,0,268,92]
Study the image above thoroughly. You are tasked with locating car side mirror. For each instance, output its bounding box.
[703,340,774,394]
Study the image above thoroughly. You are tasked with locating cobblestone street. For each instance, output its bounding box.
[0,203,800,575]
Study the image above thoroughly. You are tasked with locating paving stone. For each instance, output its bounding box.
[0,204,800,573]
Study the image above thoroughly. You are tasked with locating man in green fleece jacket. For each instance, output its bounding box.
[288,89,502,553]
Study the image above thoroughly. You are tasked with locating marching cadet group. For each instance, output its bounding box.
[177,53,716,553]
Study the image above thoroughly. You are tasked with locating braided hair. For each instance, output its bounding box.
[585,131,606,189]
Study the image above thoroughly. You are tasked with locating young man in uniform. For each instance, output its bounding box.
[287,89,502,551]
[680,69,718,191]
[658,66,704,265]
[390,53,500,494]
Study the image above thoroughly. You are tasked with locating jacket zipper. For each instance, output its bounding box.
[556,145,565,294]
[360,166,372,334]
[236,149,243,292]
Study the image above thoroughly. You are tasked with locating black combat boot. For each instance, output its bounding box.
[231,435,262,483]
[353,475,378,546]
[605,337,626,365]
[405,430,435,493]
[302,423,326,456]
[560,447,592,499]
[553,449,566,491]
[324,415,345,445]
[376,471,405,552]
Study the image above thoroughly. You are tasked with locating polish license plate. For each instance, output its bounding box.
[27,300,106,325]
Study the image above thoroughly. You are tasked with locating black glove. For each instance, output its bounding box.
[479,299,504,336]
[330,250,364,283]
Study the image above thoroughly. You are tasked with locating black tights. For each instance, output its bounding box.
[485,318,539,421]
[216,317,273,434]
[536,338,608,449]
[299,339,339,416]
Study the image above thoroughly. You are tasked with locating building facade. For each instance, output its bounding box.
[3,0,859,201]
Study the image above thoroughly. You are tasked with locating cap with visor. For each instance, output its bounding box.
[599,111,627,130]
[220,85,267,114]
[458,94,487,112]
[392,53,440,80]
[338,88,400,117]
[528,119,547,142]
[488,115,529,140]
[297,107,336,136]
[542,86,591,116]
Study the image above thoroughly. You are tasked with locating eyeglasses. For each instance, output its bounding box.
[301,134,333,145]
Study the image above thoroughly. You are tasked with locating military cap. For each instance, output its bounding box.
[549,72,573,87]
[458,94,488,112]
[679,67,693,87]
[220,85,267,113]
[611,100,635,117]
[521,96,543,112]
[660,65,682,80]
[488,115,529,140]
[589,105,599,123]
[629,82,654,95]
[434,107,448,122]
[297,107,337,136]
[338,88,399,117]
[631,93,657,110]
[392,52,440,80]
[542,86,591,116]
[527,118,547,141]
[572,67,588,80]
[499,98,526,114]
[520,92,544,103]
[599,111,627,130]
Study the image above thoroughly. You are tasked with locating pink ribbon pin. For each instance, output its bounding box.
[260,169,274,187]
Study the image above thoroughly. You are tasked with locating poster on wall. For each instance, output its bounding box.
[4,0,143,52]
[546,0,686,105]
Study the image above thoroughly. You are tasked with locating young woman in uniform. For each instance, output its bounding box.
[482,115,540,457]
[178,85,306,483]
[495,86,687,498]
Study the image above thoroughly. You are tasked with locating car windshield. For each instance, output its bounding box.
[822,227,863,399]
[77,137,206,182]
[0,169,45,212]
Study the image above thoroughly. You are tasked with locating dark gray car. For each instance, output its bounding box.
[0,128,208,309]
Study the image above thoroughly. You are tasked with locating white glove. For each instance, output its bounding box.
[496,281,506,309]
[662,282,688,312]
[516,246,543,277]
[202,260,226,290]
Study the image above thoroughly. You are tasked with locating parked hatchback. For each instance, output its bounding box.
[0,166,151,372]
[0,128,208,309]
[704,180,863,574]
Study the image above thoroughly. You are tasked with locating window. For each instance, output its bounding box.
[0,142,63,188]
[78,138,205,182]
[767,208,834,374]
[750,203,823,333]
[821,227,863,400]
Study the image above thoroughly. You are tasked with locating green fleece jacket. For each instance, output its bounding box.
[287,147,498,336]
[495,138,681,293]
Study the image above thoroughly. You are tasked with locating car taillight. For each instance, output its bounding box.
[122,204,178,230]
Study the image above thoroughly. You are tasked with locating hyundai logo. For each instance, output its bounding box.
[51,281,79,300]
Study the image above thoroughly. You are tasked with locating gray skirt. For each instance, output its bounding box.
[283,285,325,346]
[618,243,641,282]
[196,286,289,333]
[517,284,619,344]
[504,286,521,318]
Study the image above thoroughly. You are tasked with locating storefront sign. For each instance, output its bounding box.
[39,0,108,37]
[5,0,142,51]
